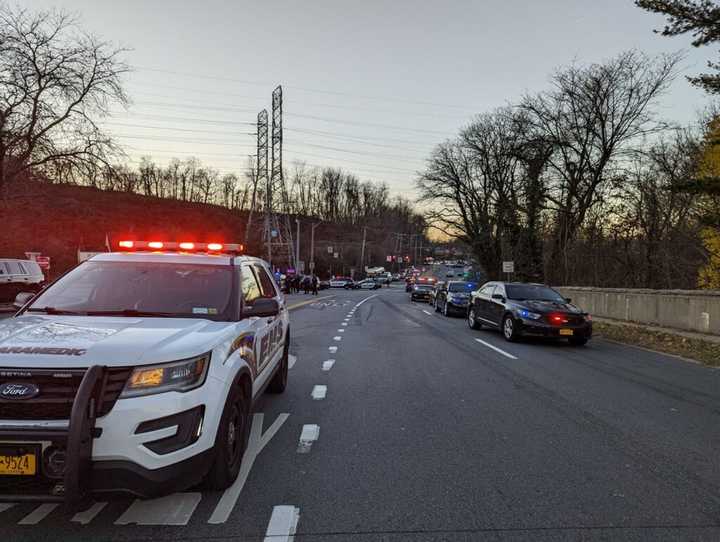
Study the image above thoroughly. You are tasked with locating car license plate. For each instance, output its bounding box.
[0,453,37,475]
[559,328,574,336]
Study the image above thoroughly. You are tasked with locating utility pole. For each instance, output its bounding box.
[360,226,367,276]
[295,218,300,270]
[310,222,320,274]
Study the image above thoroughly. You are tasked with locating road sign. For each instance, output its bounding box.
[271,229,278,238]
[333,252,339,259]
[327,246,333,254]
[297,260,305,273]
[36,256,50,270]
[502,261,514,273]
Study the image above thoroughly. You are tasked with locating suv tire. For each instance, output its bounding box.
[267,334,289,393]
[204,383,250,490]
[468,307,481,330]
[502,314,521,342]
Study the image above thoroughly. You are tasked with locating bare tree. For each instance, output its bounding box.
[0,5,129,196]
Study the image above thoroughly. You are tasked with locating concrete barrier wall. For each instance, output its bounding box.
[555,287,720,336]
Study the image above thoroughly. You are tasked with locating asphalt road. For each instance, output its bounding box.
[1,285,719,541]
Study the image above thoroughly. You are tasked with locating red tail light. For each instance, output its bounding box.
[179,242,195,250]
[118,240,134,249]
[148,241,164,249]
[207,243,223,251]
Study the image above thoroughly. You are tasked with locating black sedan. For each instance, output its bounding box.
[467,282,592,345]
[410,283,434,302]
[434,281,477,316]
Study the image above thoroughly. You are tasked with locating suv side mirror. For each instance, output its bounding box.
[491,293,505,302]
[242,297,279,318]
[13,291,35,309]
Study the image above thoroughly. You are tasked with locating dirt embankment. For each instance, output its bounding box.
[1,181,252,278]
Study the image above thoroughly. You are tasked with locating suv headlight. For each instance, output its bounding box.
[120,353,210,398]
[518,309,542,320]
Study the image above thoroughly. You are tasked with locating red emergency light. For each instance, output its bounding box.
[117,240,243,254]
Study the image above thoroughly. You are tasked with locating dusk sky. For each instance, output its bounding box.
[26,0,715,196]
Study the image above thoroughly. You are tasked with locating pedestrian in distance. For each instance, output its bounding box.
[312,275,319,296]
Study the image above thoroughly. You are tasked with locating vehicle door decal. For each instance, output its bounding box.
[228,333,256,376]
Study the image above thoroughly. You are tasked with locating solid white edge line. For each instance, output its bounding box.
[311,385,327,400]
[264,505,300,542]
[474,338,518,360]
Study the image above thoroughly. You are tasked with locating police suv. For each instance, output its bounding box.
[0,241,290,507]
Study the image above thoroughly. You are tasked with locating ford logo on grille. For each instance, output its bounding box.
[0,382,40,400]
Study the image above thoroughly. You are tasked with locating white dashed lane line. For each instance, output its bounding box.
[297,424,320,453]
[474,338,518,360]
[264,505,300,542]
[341,322,348,326]
[333,336,342,341]
[329,346,338,353]
[322,359,335,371]
[422,310,432,315]
[311,385,327,400]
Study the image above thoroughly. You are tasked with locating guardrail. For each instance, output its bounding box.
[556,287,720,335]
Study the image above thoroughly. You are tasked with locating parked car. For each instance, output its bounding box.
[434,281,477,316]
[319,279,330,290]
[0,258,45,303]
[467,282,592,345]
[329,276,353,288]
[354,279,382,290]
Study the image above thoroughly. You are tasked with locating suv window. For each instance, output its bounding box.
[253,264,278,298]
[479,284,495,296]
[5,262,23,275]
[241,266,262,304]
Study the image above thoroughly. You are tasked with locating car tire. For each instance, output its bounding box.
[267,334,289,394]
[502,314,520,342]
[569,336,588,346]
[467,307,481,330]
[204,383,250,490]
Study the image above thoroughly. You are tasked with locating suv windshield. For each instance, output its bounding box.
[415,284,433,290]
[505,284,566,303]
[449,282,476,292]
[25,261,234,319]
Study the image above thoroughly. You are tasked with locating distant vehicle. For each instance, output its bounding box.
[319,279,330,290]
[0,258,45,303]
[410,283,433,302]
[329,276,353,288]
[434,281,477,316]
[467,282,592,345]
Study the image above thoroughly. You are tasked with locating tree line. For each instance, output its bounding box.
[417,46,720,289]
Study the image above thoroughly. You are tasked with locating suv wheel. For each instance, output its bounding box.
[502,314,520,342]
[468,308,481,330]
[267,334,289,393]
[204,384,249,490]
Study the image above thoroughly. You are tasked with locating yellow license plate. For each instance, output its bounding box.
[0,454,36,475]
[559,328,574,336]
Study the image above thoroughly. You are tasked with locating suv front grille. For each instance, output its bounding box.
[0,367,131,420]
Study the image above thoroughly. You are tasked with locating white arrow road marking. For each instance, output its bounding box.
[311,385,327,400]
[322,359,335,371]
[115,493,201,526]
[297,424,320,453]
[329,346,338,353]
[333,336,342,341]
[209,412,290,524]
[264,505,300,542]
[71,502,107,525]
[0,503,14,514]
[474,338,518,360]
[18,503,59,525]
[288,354,297,369]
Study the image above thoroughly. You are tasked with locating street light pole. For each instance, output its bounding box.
[310,222,320,274]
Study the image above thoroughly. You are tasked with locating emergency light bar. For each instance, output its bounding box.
[117,241,243,253]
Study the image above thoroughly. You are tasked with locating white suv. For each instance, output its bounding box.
[0,242,290,507]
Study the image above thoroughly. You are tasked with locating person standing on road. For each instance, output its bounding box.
[312,274,319,295]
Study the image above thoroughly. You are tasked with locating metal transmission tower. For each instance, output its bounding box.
[262,85,295,271]
[244,110,268,248]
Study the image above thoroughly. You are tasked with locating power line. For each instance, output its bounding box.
[133,66,479,112]
[286,112,453,136]
[103,121,255,136]
[109,111,256,126]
